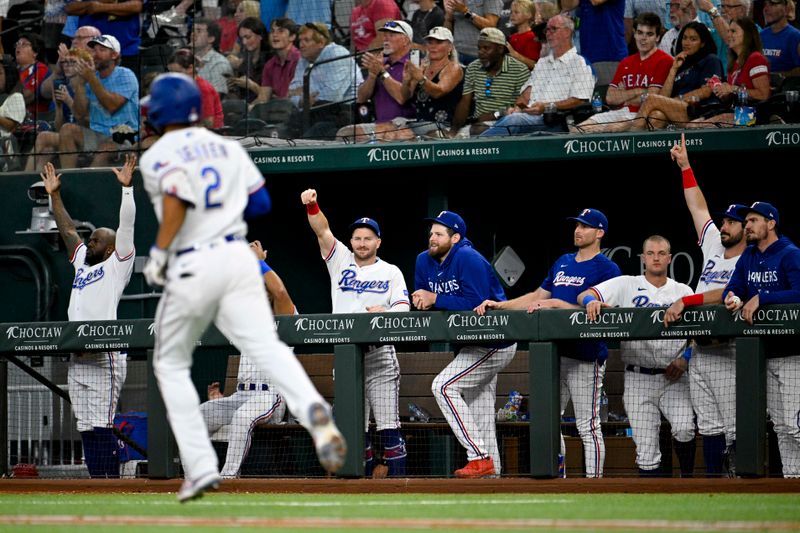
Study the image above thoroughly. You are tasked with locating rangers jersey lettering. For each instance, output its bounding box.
[696,221,740,293]
[592,275,693,368]
[326,240,409,312]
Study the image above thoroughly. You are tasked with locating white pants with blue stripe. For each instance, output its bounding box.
[560,357,605,477]
[200,388,286,477]
[432,344,517,475]
[767,355,800,477]
[68,351,127,432]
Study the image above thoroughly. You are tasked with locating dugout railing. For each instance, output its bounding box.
[0,305,791,478]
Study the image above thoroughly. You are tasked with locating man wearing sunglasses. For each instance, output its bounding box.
[447,27,529,137]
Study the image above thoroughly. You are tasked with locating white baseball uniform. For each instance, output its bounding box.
[591,275,695,470]
[691,221,740,446]
[200,353,285,478]
[141,126,329,483]
[325,239,409,432]
[67,187,135,433]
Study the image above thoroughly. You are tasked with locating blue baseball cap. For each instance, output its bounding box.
[349,217,381,237]
[737,201,780,225]
[568,208,608,232]
[714,203,748,223]
[426,210,467,236]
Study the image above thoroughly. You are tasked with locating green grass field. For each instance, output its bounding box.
[2,493,800,532]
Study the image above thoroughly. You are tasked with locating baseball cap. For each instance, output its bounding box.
[737,201,780,225]
[349,217,381,237]
[425,26,454,42]
[426,210,467,236]
[714,203,748,223]
[88,34,121,54]
[568,208,609,231]
[479,27,507,46]
[378,20,413,40]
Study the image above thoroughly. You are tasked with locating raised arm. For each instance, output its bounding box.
[300,189,336,257]
[111,154,137,259]
[670,133,711,239]
[41,163,82,254]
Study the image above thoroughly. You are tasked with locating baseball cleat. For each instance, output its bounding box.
[177,471,222,503]
[309,403,347,474]
[454,457,495,479]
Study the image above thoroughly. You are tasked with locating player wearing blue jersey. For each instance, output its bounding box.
[413,210,516,478]
[477,208,621,478]
[723,201,800,477]
[664,134,747,476]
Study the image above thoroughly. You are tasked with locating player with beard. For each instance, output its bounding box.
[664,133,747,476]
[476,208,621,477]
[724,201,800,477]
[301,189,410,477]
[413,211,516,478]
[41,155,137,478]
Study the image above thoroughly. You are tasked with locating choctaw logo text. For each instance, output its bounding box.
[569,311,634,326]
[294,317,354,344]
[367,147,431,163]
[369,315,431,342]
[370,316,431,330]
[76,324,135,337]
[766,131,800,147]
[564,138,632,155]
[447,314,509,328]
[650,309,714,337]
[6,325,62,339]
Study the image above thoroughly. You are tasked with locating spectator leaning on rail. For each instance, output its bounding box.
[447,27,529,137]
[573,13,674,134]
[192,19,234,98]
[723,202,800,478]
[480,15,594,136]
[337,20,416,142]
[57,34,139,168]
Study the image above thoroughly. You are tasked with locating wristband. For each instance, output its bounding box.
[582,294,598,306]
[306,202,320,215]
[681,294,704,307]
[682,168,697,189]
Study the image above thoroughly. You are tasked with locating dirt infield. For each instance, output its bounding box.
[1,477,799,494]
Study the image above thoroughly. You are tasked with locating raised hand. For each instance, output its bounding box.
[111,153,137,187]
[670,132,690,170]
[40,162,63,195]
[301,189,318,205]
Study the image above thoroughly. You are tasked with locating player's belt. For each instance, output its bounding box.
[625,364,665,375]
[176,234,243,256]
[238,383,269,391]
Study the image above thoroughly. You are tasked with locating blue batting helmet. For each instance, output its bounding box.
[142,73,201,133]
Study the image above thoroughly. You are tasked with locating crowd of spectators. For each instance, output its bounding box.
[1,0,800,169]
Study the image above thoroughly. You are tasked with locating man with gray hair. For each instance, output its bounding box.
[481,15,594,136]
[660,0,699,56]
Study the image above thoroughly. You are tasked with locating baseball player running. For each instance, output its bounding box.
[579,236,697,477]
[301,190,409,477]
[413,211,517,478]
[140,73,345,502]
[723,202,800,477]
[476,208,621,478]
[200,242,295,478]
[41,154,137,478]
[663,133,747,476]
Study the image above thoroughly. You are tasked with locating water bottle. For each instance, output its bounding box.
[591,93,603,114]
[734,86,755,126]
[408,402,430,423]
[599,390,609,423]
[557,453,566,478]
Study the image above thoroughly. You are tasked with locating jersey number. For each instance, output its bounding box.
[202,166,222,209]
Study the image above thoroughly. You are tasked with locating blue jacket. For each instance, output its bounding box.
[723,236,800,305]
[414,238,506,310]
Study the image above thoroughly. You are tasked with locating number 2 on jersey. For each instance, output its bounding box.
[202,166,223,209]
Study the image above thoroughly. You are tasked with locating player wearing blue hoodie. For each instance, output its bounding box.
[723,201,800,477]
[412,210,516,478]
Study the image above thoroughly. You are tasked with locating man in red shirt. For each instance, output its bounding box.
[166,49,223,129]
[573,12,674,133]
[350,0,402,52]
